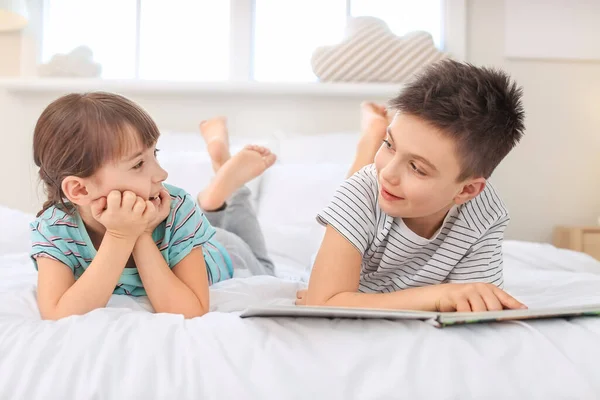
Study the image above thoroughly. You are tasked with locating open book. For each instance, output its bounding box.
[240,304,600,328]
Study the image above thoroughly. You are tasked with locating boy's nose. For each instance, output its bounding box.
[381,165,400,186]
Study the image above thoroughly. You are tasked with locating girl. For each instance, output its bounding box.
[30,92,276,320]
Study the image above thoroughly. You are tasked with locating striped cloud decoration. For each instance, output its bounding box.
[311,16,448,83]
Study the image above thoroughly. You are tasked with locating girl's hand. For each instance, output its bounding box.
[91,190,152,241]
[435,283,526,312]
[144,189,172,234]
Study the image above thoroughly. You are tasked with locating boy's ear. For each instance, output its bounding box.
[61,176,92,206]
[454,177,486,205]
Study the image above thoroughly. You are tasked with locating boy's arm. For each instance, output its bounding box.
[133,234,209,318]
[305,226,525,312]
[306,225,440,310]
[37,235,135,320]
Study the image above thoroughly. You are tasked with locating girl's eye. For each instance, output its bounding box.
[132,160,144,170]
[410,162,426,176]
[382,139,392,149]
[154,148,160,157]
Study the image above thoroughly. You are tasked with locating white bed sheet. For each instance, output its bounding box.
[1,240,600,399]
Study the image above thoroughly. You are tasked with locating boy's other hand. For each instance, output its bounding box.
[436,283,526,312]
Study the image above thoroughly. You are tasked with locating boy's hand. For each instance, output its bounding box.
[144,189,172,235]
[436,283,526,312]
[91,190,153,241]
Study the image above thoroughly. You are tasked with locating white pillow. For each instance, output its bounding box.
[276,131,360,165]
[157,131,278,207]
[257,163,348,270]
[0,206,34,255]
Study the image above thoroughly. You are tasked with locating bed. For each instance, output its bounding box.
[1,132,600,399]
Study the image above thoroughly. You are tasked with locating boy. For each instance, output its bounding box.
[297,60,527,312]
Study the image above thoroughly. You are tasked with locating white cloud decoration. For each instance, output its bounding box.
[311,16,448,83]
[38,46,102,78]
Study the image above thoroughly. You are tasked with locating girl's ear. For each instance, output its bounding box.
[61,176,92,206]
[453,177,486,205]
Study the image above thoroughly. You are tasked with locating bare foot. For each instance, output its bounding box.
[199,117,230,172]
[359,101,389,148]
[198,145,277,211]
[346,102,392,177]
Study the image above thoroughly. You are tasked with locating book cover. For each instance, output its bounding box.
[240,304,600,328]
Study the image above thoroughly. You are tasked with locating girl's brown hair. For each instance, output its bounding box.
[33,92,161,217]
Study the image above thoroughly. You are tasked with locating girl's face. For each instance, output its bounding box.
[87,135,168,205]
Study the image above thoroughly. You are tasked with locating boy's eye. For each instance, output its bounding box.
[382,139,392,149]
[132,160,144,170]
[410,162,426,176]
[154,148,160,157]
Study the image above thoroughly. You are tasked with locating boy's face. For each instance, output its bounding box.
[374,113,484,219]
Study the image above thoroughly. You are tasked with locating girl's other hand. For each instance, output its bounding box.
[91,190,152,241]
[144,188,172,234]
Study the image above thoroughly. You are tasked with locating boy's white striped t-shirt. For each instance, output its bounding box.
[316,164,509,293]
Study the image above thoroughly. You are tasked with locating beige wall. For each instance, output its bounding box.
[466,0,600,241]
[0,33,22,76]
[0,0,40,77]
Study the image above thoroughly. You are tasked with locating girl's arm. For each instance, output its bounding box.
[133,233,209,318]
[37,235,135,320]
[37,190,157,320]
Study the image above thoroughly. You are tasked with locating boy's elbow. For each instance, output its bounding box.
[305,290,357,307]
[305,293,333,307]
[304,298,320,307]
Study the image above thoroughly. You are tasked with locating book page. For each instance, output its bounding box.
[438,304,600,325]
[241,305,438,320]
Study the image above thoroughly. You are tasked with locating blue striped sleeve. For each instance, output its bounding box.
[167,192,216,267]
[29,220,79,272]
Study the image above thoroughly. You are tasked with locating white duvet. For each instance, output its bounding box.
[1,239,600,400]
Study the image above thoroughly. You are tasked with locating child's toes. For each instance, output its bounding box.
[263,153,277,168]
[246,144,271,156]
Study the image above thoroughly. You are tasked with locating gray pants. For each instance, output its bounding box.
[203,187,274,276]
